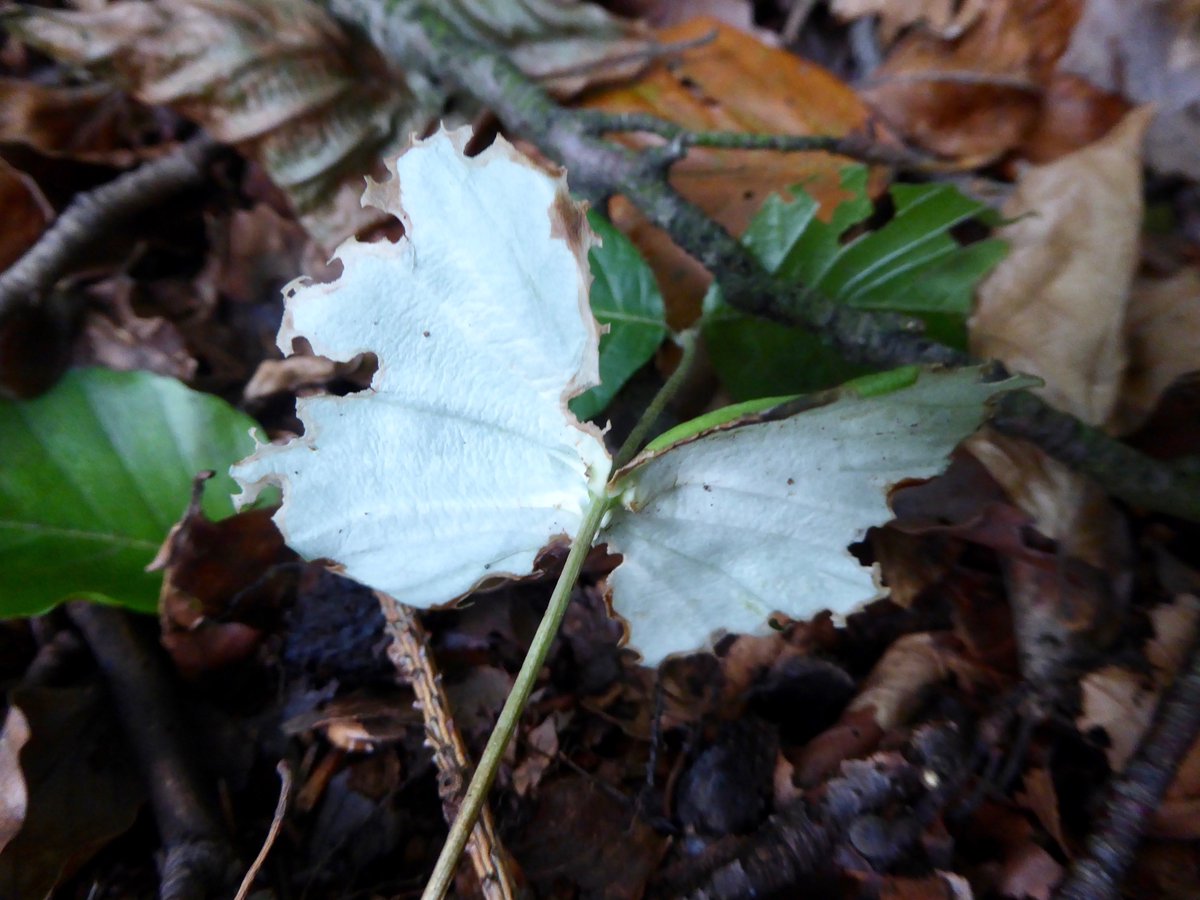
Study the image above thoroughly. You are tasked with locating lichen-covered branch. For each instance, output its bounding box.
[575,110,935,169]
[990,391,1200,522]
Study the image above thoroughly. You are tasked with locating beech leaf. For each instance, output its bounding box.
[601,368,1032,664]
[0,368,261,617]
[231,128,611,607]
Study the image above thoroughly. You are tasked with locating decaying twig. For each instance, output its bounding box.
[991,391,1200,523]
[66,602,237,900]
[655,723,968,899]
[0,134,219,320]
[1054,623,1200,900]
[376,592,518,900]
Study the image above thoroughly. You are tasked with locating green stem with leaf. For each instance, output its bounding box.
[423,333,701,898]
[421,491,609,900]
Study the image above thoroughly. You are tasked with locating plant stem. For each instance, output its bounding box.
[421,492,611,900]
[614,329,699,469]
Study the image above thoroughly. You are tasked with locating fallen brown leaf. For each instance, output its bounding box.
[0,686,145,899]
[1078,595,1200,771]
[972,106,1152,423]
[860,0,1083,163]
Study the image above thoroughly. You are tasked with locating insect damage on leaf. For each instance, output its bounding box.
[231,126,611,608]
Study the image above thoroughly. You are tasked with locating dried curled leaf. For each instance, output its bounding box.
[231,127,611,607]
[7,0,421,247]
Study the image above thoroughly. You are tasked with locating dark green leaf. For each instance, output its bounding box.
[570,210,668,421]
[0,368,264,618]
[705,167,1006,399]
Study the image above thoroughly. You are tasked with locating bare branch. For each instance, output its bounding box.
[0,134,219,320]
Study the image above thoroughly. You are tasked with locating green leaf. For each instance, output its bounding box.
[705,168,1006,400]
[569,211,668,421]
[0,368,263,618]
[702,286,867,401]
[603,367,1035,665]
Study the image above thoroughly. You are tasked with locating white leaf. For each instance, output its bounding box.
[231,127,611,607]
[601,368,1029,665]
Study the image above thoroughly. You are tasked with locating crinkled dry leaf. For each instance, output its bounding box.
[966,106,1150,627]
[231,127,611,607]
[432,0,656,96]
[1079,663,1158,771]
[10,0,658,246]
[8,0,421,247]
[1078,595,1200,771]
[972,106,1152,425]
[860,0,1083,163]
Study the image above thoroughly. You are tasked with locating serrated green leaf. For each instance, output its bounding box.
[570,211,668,421]
[705,168,1006,400]
[603,367,1035,665]
[815,181,996,305]
[0,368,263,618]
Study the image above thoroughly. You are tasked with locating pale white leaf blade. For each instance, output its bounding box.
[602,368,1031,665]
[231,127,611,607]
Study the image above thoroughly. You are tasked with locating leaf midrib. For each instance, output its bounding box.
[0,519,161,550]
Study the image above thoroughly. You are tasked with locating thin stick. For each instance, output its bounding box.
[1054,624,1200,900]
[378,593,517,900]
[66,602,235,899]
[0,134,218,319]
[421,494,611,900]
[614,329,698,469]
[234,761,292,900]
[577,111,932,169]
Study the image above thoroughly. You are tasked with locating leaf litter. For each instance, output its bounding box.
[1,2,1199,898]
